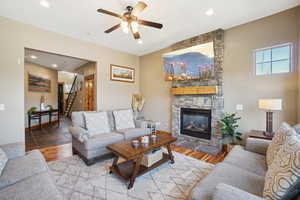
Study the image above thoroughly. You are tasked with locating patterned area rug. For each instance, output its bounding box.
[48,151,214,200]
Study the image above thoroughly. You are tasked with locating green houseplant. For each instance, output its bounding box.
[219,113,242,145]
[27,106,37,115]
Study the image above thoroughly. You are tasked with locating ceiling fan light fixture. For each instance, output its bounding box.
[121,20,129,33]
[137,39,143,44]
[131,21,139,33]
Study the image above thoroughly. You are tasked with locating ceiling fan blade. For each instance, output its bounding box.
[131,1,147,16]
[104,24,121,33]
[97,9,122,18]
[138,19,163,29]
[133,32,141,39]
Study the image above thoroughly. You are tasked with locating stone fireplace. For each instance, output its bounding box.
[170,29,224,155]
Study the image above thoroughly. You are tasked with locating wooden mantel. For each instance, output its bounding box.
[170,86,218,95]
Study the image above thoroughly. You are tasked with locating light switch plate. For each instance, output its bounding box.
[0,104,5,111]
[236,104,243,111]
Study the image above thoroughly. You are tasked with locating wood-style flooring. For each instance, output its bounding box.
[26,120,227,164]
[39,142,227,164]
[25,117,72,151]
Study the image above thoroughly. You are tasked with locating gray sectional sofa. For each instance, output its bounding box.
[69,110,151,165]
[0,143,62,200]
[190,137,271,200]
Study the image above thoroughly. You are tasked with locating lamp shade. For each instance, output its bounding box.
[259,99,282,111]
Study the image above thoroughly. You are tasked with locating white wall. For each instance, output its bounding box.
[0,16,139,145]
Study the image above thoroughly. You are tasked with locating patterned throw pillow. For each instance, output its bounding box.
[263,129,300,200]
[0,148,8,176]
[266,122,292,167]
[113,109,135,130]
[84,112,111,137]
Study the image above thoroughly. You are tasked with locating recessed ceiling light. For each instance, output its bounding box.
[206,9,214,16]
[137,39,143,44]
[52,64,58,68]
[40,0,50,8]
[30,55,37,59]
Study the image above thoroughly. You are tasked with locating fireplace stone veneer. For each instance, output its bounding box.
[171,29,224,155]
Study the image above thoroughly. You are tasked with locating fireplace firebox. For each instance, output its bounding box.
[180,108,211,140]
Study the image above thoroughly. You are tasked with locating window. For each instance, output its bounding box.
[254,43,292,75]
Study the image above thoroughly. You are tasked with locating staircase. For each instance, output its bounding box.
[65,75,79,117]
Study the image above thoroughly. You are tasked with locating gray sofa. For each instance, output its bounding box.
[69,110,151,165]
[0,143,62,200]
[190,137,272,200]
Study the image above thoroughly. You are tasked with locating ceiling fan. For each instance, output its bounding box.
[97,1,163,43]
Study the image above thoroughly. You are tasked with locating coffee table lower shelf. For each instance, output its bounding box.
[109,153,172,187]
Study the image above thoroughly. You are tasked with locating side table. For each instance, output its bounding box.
[248,130,273,140]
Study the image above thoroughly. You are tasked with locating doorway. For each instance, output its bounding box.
[84,75,95,111]
[24,48,97,151]
[57,82,64,114]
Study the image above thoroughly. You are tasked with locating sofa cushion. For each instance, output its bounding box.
[223,145,267,176]
[71,111,96,128]
[83,132,124,150]
[190,163,265,200]
[117,128,151,140]
[263,130,300,200]
[84,112,111,137]
[266,122,292,166]
[0,147,8,176]
[0,172,62,200]
[213,183,264,200]
[0,150,48,189]
[113,109,135,130]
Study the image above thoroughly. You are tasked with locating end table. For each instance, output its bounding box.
[248,130,273,140]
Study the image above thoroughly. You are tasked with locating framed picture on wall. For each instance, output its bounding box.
[110,64,135,83]
[28,73,51,92]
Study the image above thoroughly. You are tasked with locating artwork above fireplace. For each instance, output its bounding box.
[180,108,212,140]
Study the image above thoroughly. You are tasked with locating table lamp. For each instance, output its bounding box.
[258,99,282,136]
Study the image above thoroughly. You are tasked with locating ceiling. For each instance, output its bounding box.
[25,49,89,72]
[1,0,300,56]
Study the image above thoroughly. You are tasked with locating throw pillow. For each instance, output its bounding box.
[293,123,300,135]
[113,109,135,130]
[263,129,300,200]
[266,122,292,167]
[83,112,111,137]
[0,148,8,176]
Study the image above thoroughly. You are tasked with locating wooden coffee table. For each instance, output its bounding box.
[107,133,177,189]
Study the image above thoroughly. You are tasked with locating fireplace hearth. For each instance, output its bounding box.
[180,108,211,140]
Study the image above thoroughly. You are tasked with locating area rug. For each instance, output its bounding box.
[48,151,214,200]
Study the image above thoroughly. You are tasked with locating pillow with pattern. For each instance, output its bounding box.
[113,109,135,130]
[0,148,8,176]
[263,129,300,200]
[84,112,111,137]
[266,122,292,167]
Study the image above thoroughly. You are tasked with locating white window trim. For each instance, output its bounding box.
[253,43,293,76]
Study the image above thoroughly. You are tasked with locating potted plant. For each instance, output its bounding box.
[27,106,37,115]
[218,113,242,152]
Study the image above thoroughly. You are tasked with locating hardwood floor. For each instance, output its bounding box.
[25,117,72,151]
[39,142,227,164]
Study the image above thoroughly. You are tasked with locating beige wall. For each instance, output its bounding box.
[24,62,58,127]
[0,16,139,145]
[223,7,299,132]
[139,48,173,131]
[140,7,300,133]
